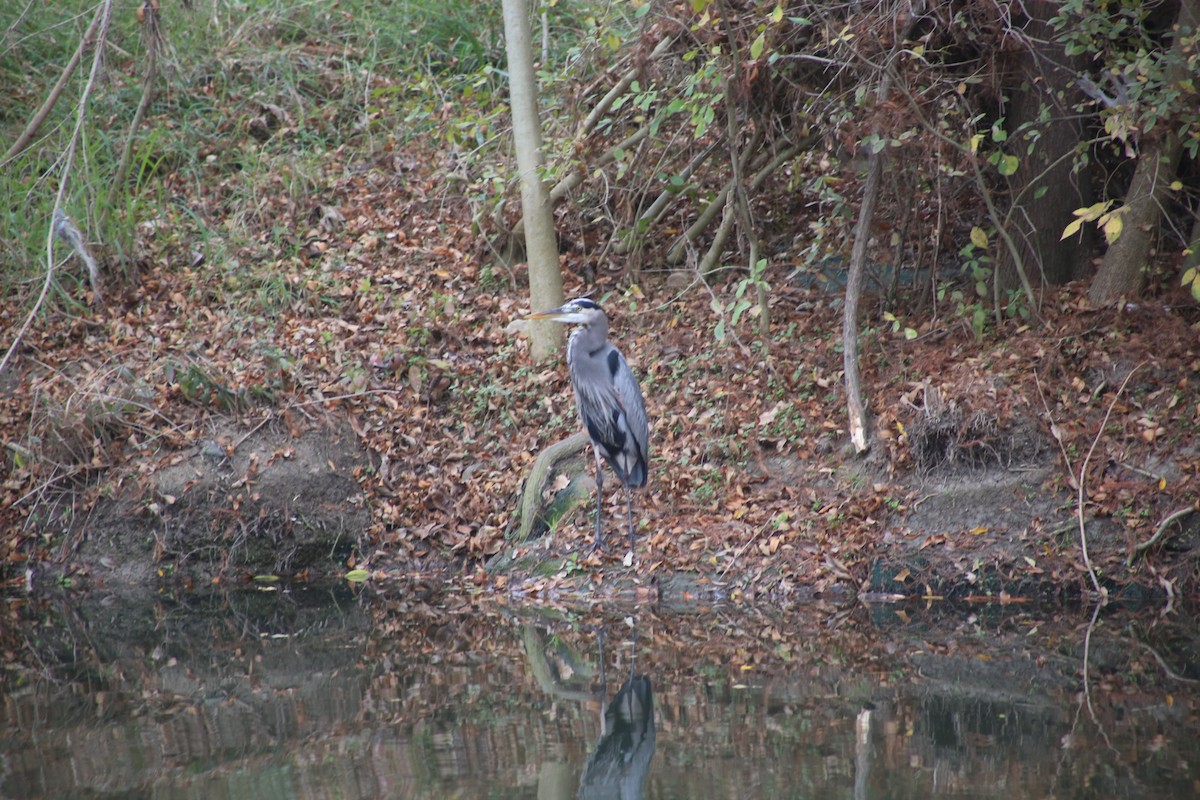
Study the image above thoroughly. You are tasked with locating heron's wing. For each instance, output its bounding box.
[609,348,649,487]
[570,343,649,488]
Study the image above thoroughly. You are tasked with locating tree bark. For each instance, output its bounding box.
[995,0,1097,296]
[1088,0,1198,306]
[502,0,563,359]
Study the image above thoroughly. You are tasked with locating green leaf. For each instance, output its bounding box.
[970,226,989,249]
[345,569,371,583]
[750,32,766,60]
[1182,267,1197,287]
[904,327,918,340]
[997,154,1019,175]
[771,3,784,23]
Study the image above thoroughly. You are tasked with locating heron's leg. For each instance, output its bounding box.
[624,484,635,552]
[591,447,607,552]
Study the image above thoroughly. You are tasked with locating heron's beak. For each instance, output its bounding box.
[526,306,571,321]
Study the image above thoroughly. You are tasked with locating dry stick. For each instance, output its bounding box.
[1033,371,1077,487]
[0,1,114,381]
[1128,505,1199,566]
[576,35,675,141]
[1076,363,1143,598]
[505,36,675,240]
[697,195,739,277]
[2,8,106,165]
[110,1,163,204]
[508,126,652,242]
[3,1,38,50]
[611,140,718,255]
[666,130,806,265]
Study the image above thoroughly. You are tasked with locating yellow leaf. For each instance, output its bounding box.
[1102,212,1123,244]
[1061,217,1084,240]
[1182,267,1197,286]
[345,569,371,582]
[970,226,989,249]
[970,526,988,535]
[770,3,783,23]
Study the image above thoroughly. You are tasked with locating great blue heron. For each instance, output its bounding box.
[527,298,649,552]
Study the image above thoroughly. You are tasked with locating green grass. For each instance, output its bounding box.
[0,0,625,309]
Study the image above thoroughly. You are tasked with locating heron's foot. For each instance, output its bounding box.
[587,536,608,555]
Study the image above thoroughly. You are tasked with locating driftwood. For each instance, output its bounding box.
[511,431,591,543]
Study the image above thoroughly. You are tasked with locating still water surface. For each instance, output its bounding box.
[1,585,1196,799]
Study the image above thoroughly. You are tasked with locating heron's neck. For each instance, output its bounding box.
[569,319,608,357]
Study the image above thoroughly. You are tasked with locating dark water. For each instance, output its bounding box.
[1,585,1197,799]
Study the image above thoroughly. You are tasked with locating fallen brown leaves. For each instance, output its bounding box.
[2,128,1198,596]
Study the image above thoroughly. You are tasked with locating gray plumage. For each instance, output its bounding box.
[528,298,649,551]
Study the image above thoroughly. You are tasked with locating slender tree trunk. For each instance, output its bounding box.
[1088,0,1198,305]
[843,146,883,455]
[843,1,924,454]
[502,0,563,359]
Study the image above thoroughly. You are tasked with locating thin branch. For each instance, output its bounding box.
[2,7,106,165]
[111,0,164,203]
[575,34,675,141]
[1128,505,1199,566]
[0,0,114,380]
[1076,363,1143,598]
[612,140,719,255]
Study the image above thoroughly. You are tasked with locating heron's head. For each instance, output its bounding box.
[526,297,604,325]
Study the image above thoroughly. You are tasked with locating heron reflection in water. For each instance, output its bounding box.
[577,629,656,800]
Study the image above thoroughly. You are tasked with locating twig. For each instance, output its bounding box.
[1128,505,1198,566]
[1033,371,1077,488]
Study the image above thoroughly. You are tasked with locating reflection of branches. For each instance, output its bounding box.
[521,624,596,702]
[1137,640,1200,684]
[1079,600,1115,753]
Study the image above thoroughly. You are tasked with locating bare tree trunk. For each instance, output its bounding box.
[1087,127,1185,305]
[843,145,883,454]
[995,0,1097,296]
[502,0,563,360]
[1088,0,1198,306]
[843,3,924,454]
